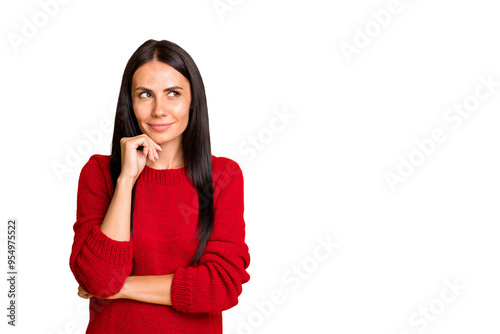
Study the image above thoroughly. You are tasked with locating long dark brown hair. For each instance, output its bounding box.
[109,39,214,266]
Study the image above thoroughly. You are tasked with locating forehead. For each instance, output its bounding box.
[132,60,189,87]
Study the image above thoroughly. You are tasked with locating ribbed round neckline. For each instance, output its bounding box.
[139,164,190,185]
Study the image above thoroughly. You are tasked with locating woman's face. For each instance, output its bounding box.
[131,60,192,148]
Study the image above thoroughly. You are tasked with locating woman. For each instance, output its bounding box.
[69,39,250,333]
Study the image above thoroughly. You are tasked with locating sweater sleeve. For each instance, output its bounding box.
[69,155,134,298]
[170,158,251,313]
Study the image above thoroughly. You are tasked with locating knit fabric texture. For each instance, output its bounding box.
[69,154,250,333]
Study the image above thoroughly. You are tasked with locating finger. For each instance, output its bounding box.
[149,143,155,162]
[78,286,92,299]
[138,137,154,161]
[127,135,151,153]
[151,142,158,160]
[146,144,154,162]
[146,139,158,161]
[147,139,160,160]
[128,135,159,162]
[151,140,161,156]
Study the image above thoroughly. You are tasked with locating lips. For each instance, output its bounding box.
[149,123,173,131]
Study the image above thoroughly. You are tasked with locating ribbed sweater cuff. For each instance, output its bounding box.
[171,267,193,313]
[85,225,133,265]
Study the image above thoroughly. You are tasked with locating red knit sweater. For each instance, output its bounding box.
[69,154,250,333]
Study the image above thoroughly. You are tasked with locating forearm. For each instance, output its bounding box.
[71,158,135,298]
[120,274,174,306]
[100,176,135,241]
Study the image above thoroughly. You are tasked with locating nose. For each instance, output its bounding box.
[152,97,168,117]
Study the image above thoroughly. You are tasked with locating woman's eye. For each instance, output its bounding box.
[139,92,152,98]
[168,91,180,97]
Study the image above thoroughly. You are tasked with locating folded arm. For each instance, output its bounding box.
[69,156,134,298]
[170,159,250,313]
[76,158,251,312]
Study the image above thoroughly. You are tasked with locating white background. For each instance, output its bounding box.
[1,0,500,333]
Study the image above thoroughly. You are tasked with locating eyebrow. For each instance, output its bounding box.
[134,86,184,92]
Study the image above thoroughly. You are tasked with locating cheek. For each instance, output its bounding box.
[171,104,190,122]
[182,109,190,125]
[132,104,148,121]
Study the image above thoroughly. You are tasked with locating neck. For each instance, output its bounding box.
[146,139,185,169]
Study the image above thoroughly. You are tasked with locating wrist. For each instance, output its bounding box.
[117,175,136,189]
[120,276,132,299]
